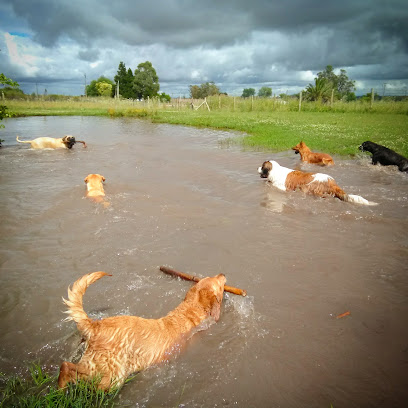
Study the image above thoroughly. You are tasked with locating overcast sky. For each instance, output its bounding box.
[1,0,407,97]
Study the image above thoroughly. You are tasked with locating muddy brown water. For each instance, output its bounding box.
[0,116,407,407]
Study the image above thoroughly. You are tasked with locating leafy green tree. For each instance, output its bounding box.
[133,61,160,100]
[95,81,112,96]
[317,65,356,100]
[1,86,25,99]
[258,87,272,97]
[304,77,332,102]
[189,85,201,99]
[189,82,220,98]
[86,76,114,97]
[159,92,171,102]
[242,88,255,98]
[1,74,19,146]
[0,73,18,88]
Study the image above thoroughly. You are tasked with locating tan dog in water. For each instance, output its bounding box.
[16,135,87,149]
[58,271,226,390]
[84,174,109,207]
[292,141,334,166]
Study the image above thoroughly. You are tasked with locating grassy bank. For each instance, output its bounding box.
[6,98,408,157]
[0,363,120,407]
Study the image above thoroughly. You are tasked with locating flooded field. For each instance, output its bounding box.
[0,116,407,407]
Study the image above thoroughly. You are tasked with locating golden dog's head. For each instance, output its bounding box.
[291,141,305,154]
[84,174,106,184]
[62,135,76,149]
[184,274,226,322]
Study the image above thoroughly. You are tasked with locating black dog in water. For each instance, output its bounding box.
[359,141,408,172]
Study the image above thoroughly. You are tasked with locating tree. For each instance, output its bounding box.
[113,62,134,99]
[1,74,19,146]
[304,77,332,102]
[317,65,356,100]
[125,68,134,98]
[95,81,112,96]
[86,76,114,97]
[258,87,272,98]
[189,82,220,98]
[159,92,171,102]
[242,88,255,98]
[133,61,160,100]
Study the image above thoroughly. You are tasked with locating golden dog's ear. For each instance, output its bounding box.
[84,176,88,183]
[102,176,106,182]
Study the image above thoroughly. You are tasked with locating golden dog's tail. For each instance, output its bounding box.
[16,135,31,143]
[63,272,111,338]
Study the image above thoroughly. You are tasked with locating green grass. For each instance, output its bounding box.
[5,97,408,157]
[0,363,121,407]
[151,110,408,157]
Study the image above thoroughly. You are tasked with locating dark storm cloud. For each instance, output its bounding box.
[77,48,100,62]
[4,0,408,50]
[1,0,407,95]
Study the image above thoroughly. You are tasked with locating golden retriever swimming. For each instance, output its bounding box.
[16,135,86,149]
[292,141,334,166]
[84,174,106,203]
[58,271,226,390]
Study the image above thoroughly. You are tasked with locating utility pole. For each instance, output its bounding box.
[382,83,388,98]
[84,73,87,97]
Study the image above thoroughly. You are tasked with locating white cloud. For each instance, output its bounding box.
[5,32,39,76]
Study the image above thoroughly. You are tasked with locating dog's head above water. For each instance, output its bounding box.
[359,141,377,153]
[291,141,305,154]
[183,273,226,322]
[62,135,76,149]
[258,160,273,178]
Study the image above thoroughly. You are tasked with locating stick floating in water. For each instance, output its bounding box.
[336,311,351,319]
[159,266,247,297]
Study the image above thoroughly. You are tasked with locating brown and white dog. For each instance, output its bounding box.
[292,141,334,165]
[84,174,108,206]
[58,271,226,390]
[258,160,377,205]
[16,135,87,149]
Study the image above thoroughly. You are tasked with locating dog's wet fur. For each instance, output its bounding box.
[359,141,408,172]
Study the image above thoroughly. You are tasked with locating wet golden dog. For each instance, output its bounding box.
[16,135,86,149]
[58,271,226,390]
[84,174,106,203]
[292,141,334,166]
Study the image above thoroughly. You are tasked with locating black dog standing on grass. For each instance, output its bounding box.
[359,141,408,172]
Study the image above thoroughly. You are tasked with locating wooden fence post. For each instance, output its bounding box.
[331,89,334,108]
[298,91,302,112]
[370,88,374,108]
[251,95,254,111]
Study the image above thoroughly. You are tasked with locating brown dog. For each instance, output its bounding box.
[58,271,226,390]
[16,135,87,149]
[292,141,334,165]
[84,174,108,205]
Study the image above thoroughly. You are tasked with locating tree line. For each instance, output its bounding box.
[192,66,357,102]
[87,61,170,101]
